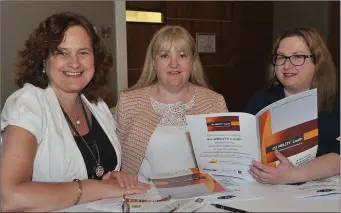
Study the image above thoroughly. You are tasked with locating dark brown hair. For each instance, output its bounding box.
[15,12,113,102]
[267,28,339,111]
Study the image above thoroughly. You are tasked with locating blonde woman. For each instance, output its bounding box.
[245,28,340,184]
[114,25,228,180]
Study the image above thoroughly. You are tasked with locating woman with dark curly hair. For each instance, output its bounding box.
[0,12,148,212]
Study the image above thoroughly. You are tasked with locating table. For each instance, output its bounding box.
[58,176,340,212]
[198,194,339,212]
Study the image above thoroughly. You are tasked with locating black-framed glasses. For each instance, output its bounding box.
[272,54,313,66]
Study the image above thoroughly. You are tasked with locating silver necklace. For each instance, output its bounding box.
[78,136,104,178]
[59,101,81,135]
[75,116,81,126]
[60,97,104,178]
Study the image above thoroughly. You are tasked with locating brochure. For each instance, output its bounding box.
[289,176,340,199]
[186,89,318,180]
[274,175,340,199]
[124,168,227,201]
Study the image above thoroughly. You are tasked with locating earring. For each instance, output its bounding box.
[42,69,45,73]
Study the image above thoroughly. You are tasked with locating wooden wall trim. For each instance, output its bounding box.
[167,17,232,23]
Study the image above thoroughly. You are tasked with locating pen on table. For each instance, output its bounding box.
[316,188,335,193]
[169,204,180,213]
[217,195,236,199]
[286,181,306,186]
[211,203,249,213]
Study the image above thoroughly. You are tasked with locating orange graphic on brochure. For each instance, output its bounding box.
[206,116,240,131]
[209,159,218,164]
[258,110,318,167]
[150,168,226,193]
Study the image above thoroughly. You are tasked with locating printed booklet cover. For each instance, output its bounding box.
[124,168,227,201]
[186,89,318,180]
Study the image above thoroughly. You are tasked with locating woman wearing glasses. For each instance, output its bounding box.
[244,28,340,184]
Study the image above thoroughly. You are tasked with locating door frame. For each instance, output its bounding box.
[114,1,128,97]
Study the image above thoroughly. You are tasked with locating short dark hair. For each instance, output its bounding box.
[15,12,113,102]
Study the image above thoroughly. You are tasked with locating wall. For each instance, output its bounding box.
[0,1,2,108]
[1,1,117,109]
[329,1,340,73]
[126,1,274,111]
[273,1,340,84]
[273,1,330,42]
[113,1,128,100]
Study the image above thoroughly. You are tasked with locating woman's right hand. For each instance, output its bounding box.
[100,178,150,198]
[103,171,139,189]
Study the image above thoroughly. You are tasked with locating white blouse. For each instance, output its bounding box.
[0,83,121,182]
[138,96,197,181]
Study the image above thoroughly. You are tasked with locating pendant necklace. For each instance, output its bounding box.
[60,97,104,179]
[75,116,81,126]
[60,101,81,135]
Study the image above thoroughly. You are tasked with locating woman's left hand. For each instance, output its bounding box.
[249,150,299,184]
[102,171,138,189]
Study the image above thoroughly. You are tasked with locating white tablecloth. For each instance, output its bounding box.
[58,176,340,212]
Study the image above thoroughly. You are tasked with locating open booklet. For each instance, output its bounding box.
[80,169,234,213]
[186,89,318,180]
[125,168,227,201]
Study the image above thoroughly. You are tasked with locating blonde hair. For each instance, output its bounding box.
[267,28,339,111]
[128,25,208,91]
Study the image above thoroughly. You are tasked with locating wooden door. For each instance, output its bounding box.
[329,1,340,76]
[126,1,273,111]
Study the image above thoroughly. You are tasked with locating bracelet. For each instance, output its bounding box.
[123,194,171,203]
[73,179,82,205]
